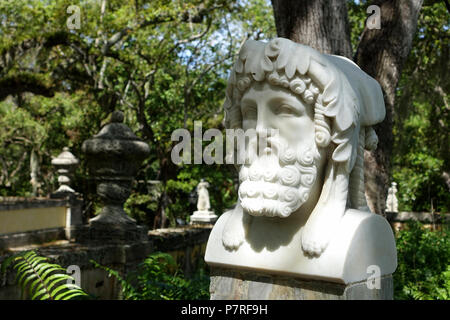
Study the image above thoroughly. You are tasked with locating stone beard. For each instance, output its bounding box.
[238,134,321,218]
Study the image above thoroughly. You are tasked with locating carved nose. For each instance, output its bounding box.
[256,114,279,155]
[255,109,270,136]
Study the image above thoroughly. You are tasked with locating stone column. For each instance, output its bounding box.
[80,111,150,243]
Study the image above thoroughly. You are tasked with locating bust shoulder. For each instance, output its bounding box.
[206,207,397,284]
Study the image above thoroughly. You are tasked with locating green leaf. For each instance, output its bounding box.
[39,293,51,300]
[22,273,39,289]
[29,278,44,296]
[60,291,87,300]
[31,287,49,300]
[17,269,35,287]
[54,287,85,300]
[44,274,72,292]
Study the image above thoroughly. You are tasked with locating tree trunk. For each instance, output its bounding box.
[271,0,423,215]
[355,0,423,214]
[271,0,353,59]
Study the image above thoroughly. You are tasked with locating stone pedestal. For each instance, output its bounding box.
[190,210,218,224]
[210,267,393,300]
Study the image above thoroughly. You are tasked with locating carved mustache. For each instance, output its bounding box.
[244,135,289,164]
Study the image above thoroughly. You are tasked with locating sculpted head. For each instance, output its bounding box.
[224,38,386,219]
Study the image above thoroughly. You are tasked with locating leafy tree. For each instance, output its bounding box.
[271,0,449,214]
[1,0,446,227]
[394,221,450,300]
[271,0,424,214]
[392,1,450,212]
[0,0,276,227]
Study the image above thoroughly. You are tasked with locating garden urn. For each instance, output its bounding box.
[82,110,149,229]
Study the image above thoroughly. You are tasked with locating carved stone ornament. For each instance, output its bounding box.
[82,111,149,229]
[51,147,79,196]
[205,38,397,284]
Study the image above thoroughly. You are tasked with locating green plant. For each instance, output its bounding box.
[394,221,450,300]
[92,251,210,300]
[1,250,88,300]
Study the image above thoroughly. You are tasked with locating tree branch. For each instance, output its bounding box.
[0,73,54,100]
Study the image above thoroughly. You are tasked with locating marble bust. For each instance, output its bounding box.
[205,38,397,284]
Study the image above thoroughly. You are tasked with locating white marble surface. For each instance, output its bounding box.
[205,38,397,282]
[190,210,218,223]
[206,205,397,284]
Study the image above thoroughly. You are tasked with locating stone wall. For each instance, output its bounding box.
[0,225,212,300]
[386,211,450,231]
[0,196,83,251]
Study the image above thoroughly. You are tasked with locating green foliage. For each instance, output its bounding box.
[92,252,210,300]
[347,0,368,53]
[1,250,88,300]
[392,1,449,212]
[347,0,449,213]
[125,189,160,226]
[0,0,275,228]
[165,164,237,226]
[394,221,450,300]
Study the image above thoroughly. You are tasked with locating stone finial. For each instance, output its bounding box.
[190,179,218,224]
[386,182,399,213]
[81,110,150,231]
[51,147,79,197]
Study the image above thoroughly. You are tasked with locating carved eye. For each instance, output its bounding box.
[275,104,298,116]
[242,105,257,119]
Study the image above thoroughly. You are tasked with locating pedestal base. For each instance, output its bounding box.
[190,211,218,224]
[210,267,393,300]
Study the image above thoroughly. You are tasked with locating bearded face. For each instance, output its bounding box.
[238,135,320,218]
[237,81,321,218]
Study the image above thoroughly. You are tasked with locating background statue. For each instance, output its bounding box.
[386,182,399,213]
[190,179,217,224]
[196,179,211,212]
